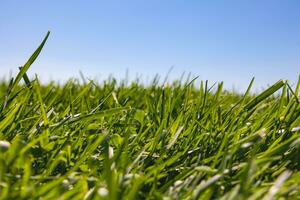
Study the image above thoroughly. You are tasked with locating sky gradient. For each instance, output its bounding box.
[0,0,299,91]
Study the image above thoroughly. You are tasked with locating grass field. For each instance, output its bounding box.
[0,32,300,200]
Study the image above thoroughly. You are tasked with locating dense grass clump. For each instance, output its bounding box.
[0,32,300,199]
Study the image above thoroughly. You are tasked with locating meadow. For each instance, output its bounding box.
[0,32,300,199]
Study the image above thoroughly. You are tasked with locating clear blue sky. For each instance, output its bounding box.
[0,0,299,91]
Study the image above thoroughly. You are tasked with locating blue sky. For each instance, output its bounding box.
[0,0,299,91]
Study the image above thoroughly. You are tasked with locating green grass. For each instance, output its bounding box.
[0,32,300,200]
